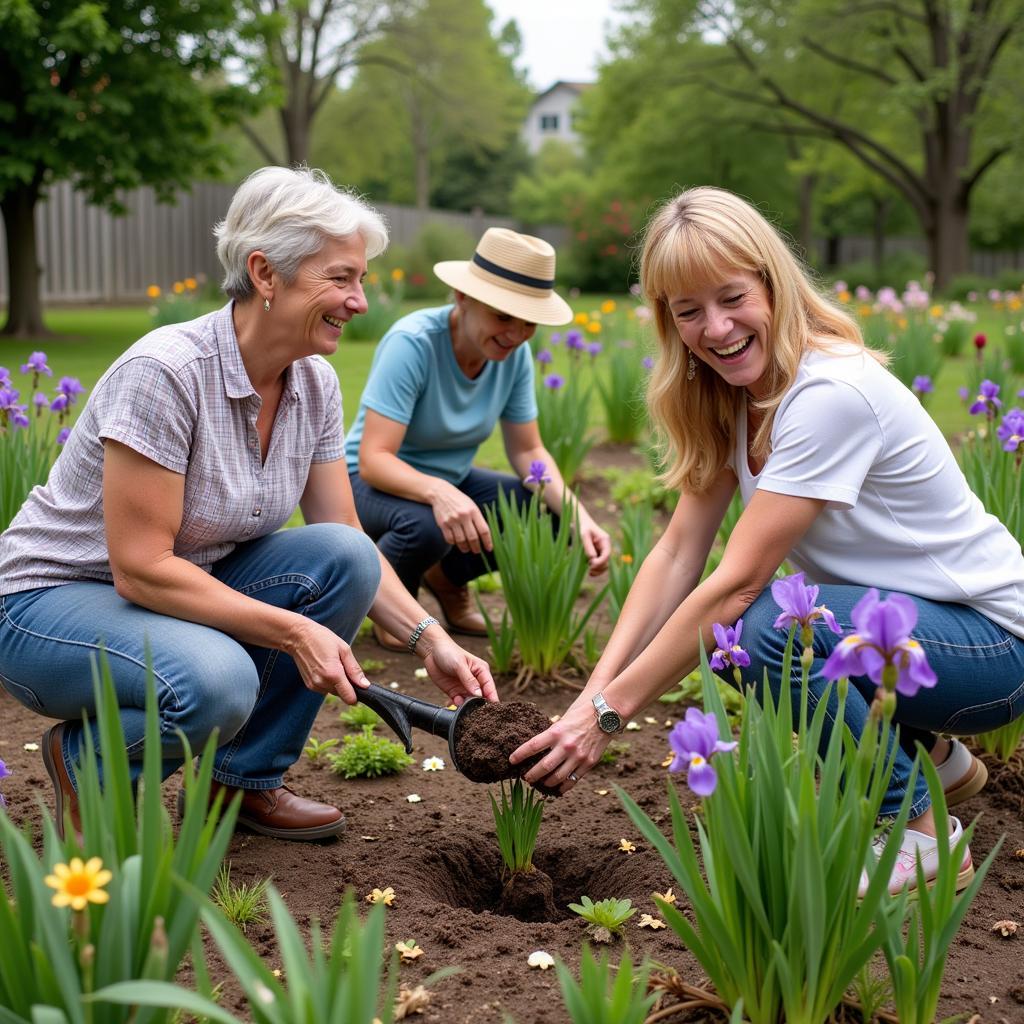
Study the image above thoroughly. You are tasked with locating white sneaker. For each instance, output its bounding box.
[858,815,974,898]
[935,738,988,806]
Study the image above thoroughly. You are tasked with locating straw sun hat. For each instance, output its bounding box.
[433,227,573,327]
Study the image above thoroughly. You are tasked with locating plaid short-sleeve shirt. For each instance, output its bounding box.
[0,303,345,595]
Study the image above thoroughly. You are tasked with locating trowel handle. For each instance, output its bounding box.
[356,683,457,752]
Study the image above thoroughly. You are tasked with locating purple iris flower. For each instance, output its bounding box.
[523,459,551,487]
[642,356,654,371]
[911,375,933,396]
[49,394,69,414]
[56,427,71,445]
[0,367,10,387]
[771,572,842,642]
[565,330,585,351]
[0,386,20,412]
[958,386,969,402]
[668,707,737,797]
[549,332,562,346]
[33,391,49,411]
[0,757,8,807]
[543,373,565,390]
[10,406,29,429]
[20,352,52,377]
[969,379,1002,416]
[821,589,936,697]
[536,348,553,365]
[586,341,602,358]
[997,408,1024,452]
[709,619,751,680]
[57,377,85,403]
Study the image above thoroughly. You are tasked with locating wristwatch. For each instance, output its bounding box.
[592,692,624,734]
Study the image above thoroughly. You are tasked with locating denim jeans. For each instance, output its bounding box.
[0,523,381,791]
[741,584,1024,817]
[350,466,542,593]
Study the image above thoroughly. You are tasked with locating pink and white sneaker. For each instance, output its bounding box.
[858,815,974,898]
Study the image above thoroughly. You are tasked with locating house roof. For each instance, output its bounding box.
[531,81,594,105]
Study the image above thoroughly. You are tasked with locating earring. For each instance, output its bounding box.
[686,350,696,381]
[263,297,271,313]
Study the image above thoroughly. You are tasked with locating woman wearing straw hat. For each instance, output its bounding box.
[345,227,611,650]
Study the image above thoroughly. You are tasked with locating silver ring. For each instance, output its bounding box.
[568,772,578,782]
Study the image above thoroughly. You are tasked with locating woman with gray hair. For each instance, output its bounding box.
[0,165,496,843]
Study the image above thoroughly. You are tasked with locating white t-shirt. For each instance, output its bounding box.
[733,345,1024,638]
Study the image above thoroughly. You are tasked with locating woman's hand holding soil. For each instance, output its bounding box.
[509,695,614,793]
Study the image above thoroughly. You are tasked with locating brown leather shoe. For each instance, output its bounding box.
[422,563,487,636]
[42,723,82,842]
[372,621,409,653]
[180,782,346,841]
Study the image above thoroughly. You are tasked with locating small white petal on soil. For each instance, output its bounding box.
[271,968,282,977]
[652,888,676,905]
[625,721,641,731]
[619,839,636,853]
[639,914,667,929]
[406,794,422,803]
[661,755,674,767]
[549,714,561,722]
[389,681,400,690]
[527,950,555,970]
[366,886,397,906]
[664,719,673,727]
[361,835,379,841]
[23,742,39,752]
[992,920,1019,937]
[644,716,658,725]
[254,983,275,1005]
[414,668,428,679]
[595,789,610,796]
[421,756,445,771]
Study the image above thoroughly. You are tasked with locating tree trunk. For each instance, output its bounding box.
[1,180,49,338]
[871,197,891,276]
[926,195,970,292]
[280,102,310,165]
[796,173,817,260]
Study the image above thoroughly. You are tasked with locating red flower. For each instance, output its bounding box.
[974,333,987,350]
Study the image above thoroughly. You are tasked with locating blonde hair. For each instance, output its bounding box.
[640,187,882,494]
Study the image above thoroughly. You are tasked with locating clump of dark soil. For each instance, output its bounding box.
[495,868,558,922]
[453,700,551,783]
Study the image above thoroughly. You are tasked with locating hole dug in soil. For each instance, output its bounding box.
[417,828,658,925]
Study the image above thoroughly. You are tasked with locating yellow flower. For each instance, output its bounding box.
[367,271,380,286]
[619,838,636,854]
[146,285,161,299]
[574,312,589,325]
[1010,296,1023,312]
[897,317,908,329]
[172,281,185,294]
[857,304,873,318]
[365,886,397,906]
[45,857,112,910]
[620,553,633,564]
[390,268,405,282]
[929,304,944,318]
[600,299,617,314]
[421,756,445,771]
[184,277,198,291]
[587,320,602,334]
[837,290,851,303]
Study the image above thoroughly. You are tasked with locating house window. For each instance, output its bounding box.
[540,114,559,131]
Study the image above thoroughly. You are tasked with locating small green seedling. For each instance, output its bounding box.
[361,658,387,673]
[568,896,637,941]
[339,704,383,730]
[472,572,503,594]
[490,778,545,876]
[210,862,271,934]
[599,741,631,766]
[303,736,341,763]
[328,726,414,778]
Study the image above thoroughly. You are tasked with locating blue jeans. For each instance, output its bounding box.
[741,585,1024,817]
[0,524,381,791]
[350,466,540,593]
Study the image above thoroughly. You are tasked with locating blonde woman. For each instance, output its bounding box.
[513,186,1024,896]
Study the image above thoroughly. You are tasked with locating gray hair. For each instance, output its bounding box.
[215,166,389,300]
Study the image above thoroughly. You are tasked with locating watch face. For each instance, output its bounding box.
[598,709,622,733]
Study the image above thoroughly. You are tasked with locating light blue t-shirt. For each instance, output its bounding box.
[344,305,538,485]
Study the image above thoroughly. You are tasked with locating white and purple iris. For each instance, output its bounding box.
[969,379,1002,417]
[997,408,1024,452]
[523,460,551,488]
[20,351,52,377]
[821,588,936,698]
[667,707,737,797]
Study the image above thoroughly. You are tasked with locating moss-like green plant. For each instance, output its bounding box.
[568,896,637,938]
[303,736,341,763]
[327,726,413,778]
[599,741,631,766]
[490,779,545,876]
[338,704,382,730]
[211,863,270,934]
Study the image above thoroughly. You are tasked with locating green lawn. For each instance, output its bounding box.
[0,300,1015,470]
